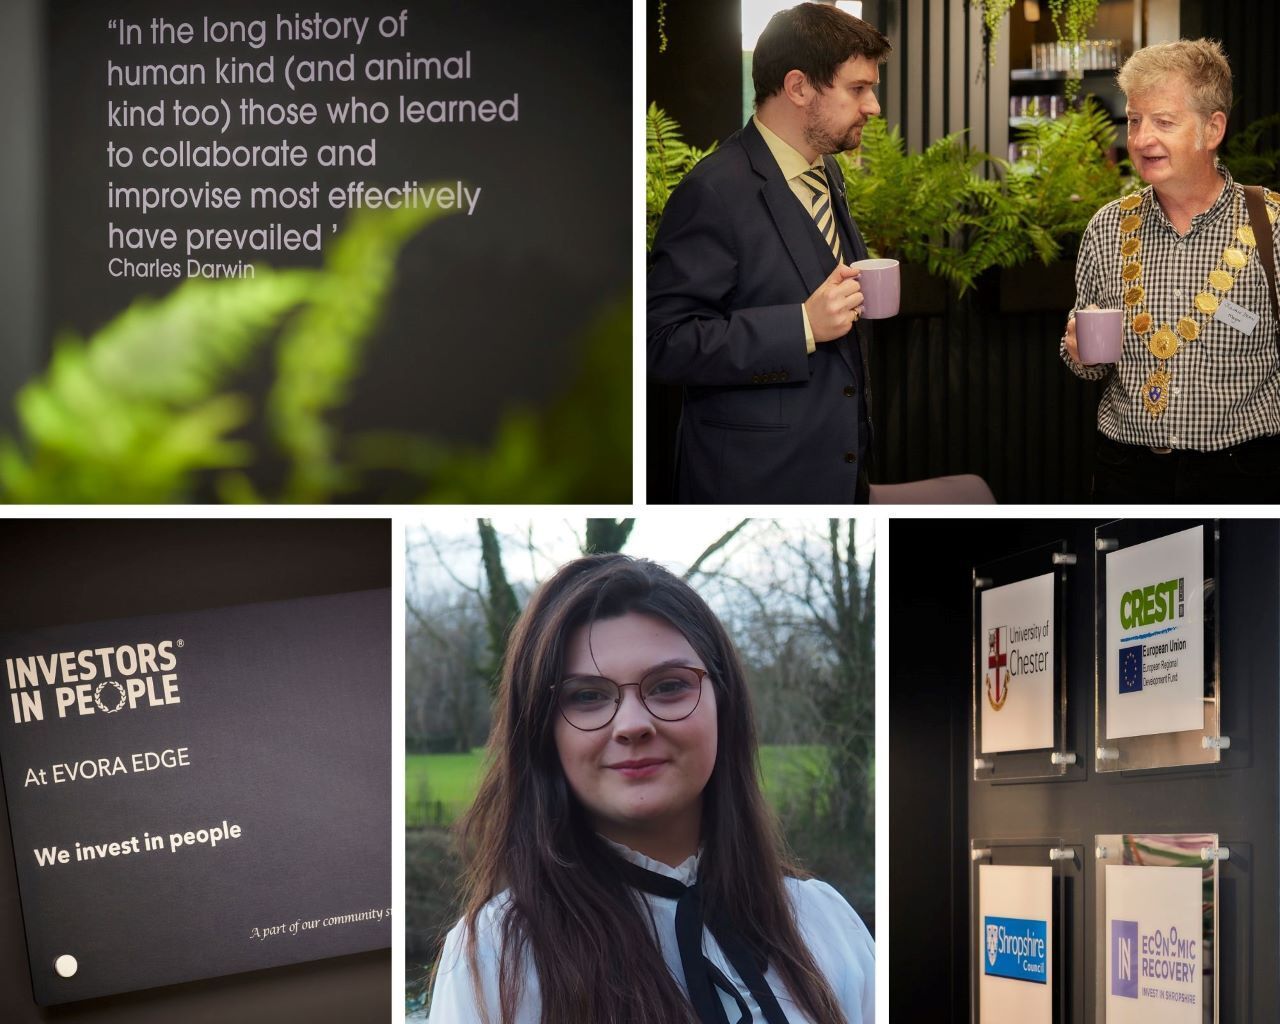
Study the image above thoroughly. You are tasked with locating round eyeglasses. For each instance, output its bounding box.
[553,665,708,731]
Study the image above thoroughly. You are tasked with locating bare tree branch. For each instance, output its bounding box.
[682,519,751,579]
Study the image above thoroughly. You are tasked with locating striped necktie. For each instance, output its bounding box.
[800,165,842,262]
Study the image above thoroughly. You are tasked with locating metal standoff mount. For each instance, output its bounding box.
[974,576,993,590]
[1051,552,1077,566]
[1096,844,1110,860]
[1097,746,1121,761]
[1201,846,1231,862]
[1202,735,1232,751]
[974,757,993,772]
[1095,537,1119,552]
[1050,751,1077,766]
[971,848,992,862]
[54,954,77,978]
[1049,847,1075,862]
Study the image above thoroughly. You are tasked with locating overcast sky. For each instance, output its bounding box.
[405,516,874,598]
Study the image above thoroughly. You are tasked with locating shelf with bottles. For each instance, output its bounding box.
[1025,38,1126,74]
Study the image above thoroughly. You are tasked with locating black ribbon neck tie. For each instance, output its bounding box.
[617,857,792,1024]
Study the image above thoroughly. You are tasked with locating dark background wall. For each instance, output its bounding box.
[0,0,44,432]
[2,0,631,500]
[890,517,1279,1021]
[0,519,392,1024]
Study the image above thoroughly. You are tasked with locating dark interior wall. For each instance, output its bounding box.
[0,0,44,431]
[878,0,1005,156]
[1183,0,1280,151]
[0,519,392,1024]
[890,518,1279,1021]
[646,0,743,150]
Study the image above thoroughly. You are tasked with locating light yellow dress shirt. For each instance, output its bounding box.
[752,115,837,354]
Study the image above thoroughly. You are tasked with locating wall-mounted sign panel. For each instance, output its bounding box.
[979,573,1055,753]
[1103,526,1204,740]
[1097,833,1218,1024]
[972,541,1077,782]
[0,589,390,1005]
[977,863,1053,1023]
[43,1,631,502]
[1094,520,1221,773]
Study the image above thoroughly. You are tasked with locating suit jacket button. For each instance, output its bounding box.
[844,451,857,463]
[751,375,760,384]
[780,371,788,381]
[844,385,855,397]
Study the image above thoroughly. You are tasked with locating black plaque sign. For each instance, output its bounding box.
[0,588,390,1005]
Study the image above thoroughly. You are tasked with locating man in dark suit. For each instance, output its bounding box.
[648,3,891,504]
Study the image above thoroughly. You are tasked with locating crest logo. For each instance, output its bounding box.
[986,626,1010,711]
[986,922,1000,967]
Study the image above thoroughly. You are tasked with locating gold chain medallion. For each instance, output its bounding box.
[1142,368,1172,416]
[1208,269,1235,291]
[1195,292,1220,314]
[1149,325,1179,359]
[1116,188,1259,418]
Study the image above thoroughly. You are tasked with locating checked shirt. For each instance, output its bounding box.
[1062,167,1280,451]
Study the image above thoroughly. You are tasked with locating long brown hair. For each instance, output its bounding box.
[453,554,848,1024]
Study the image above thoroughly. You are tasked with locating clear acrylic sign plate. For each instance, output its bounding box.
[973,540,1078,782]
[1095,833,1220,1024]
[1094,521,1221,773]
[970,838,1082,1024]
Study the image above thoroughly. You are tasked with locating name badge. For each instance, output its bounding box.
[1213,298,1259,335]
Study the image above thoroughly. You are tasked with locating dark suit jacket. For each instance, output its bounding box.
[647,118,874,504]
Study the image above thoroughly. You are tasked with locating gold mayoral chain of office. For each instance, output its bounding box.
[1117,186,1280,417]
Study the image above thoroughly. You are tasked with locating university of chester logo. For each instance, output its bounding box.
[986,626,1010,711]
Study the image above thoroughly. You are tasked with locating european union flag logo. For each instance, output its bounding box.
[1119,645,1143,693]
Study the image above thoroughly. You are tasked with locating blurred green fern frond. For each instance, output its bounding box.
[0,199,456,504]
[0,271,314,503]
[270,202,451,503]
[0,195,631,504]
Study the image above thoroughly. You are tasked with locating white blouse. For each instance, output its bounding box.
[427,840,875,1024]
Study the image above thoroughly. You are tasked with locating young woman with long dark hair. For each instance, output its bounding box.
[428,554,874,1024]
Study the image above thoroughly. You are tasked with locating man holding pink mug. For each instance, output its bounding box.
[648,4,892,504]
[1061,39,1280,502]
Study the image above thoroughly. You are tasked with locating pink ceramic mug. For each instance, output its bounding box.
[1075,308,1123,364]
[850,258,900,319]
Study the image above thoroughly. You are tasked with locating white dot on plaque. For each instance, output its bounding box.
[54,954,77,978]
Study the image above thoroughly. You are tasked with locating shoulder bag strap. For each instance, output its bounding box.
[1243,184,1280,353]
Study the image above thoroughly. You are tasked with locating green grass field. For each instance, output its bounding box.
[406,745,831,829]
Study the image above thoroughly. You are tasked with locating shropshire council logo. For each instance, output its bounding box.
[986,626,1010,711]
[982,915,1047,983]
